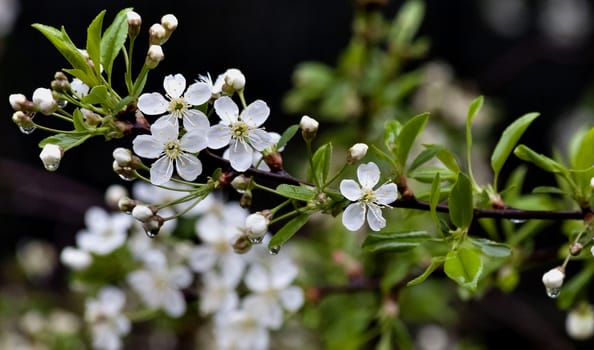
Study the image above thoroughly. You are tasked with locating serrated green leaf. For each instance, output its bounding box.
[406,256,445,287]
[491,112,540,186]
[86,10,106,76]
[268,214,311,249]
[448,172,474,229]
[101,8,131,79]
[277,124,299,150]
[408,167,456,183]
[395,112,430,169]
[514,145,569,175]
[39,133,92,151]
[443,248,483,291]
[81,85,109,105]
[469,238,512,258]
[532,186,566,195]
[72,109,89,132]
[362,231,430,253]
[275,184,316,201]
[311,143,332,185]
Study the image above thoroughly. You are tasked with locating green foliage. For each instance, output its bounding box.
[443,248,483,291]
[100,8,132,80]
[268,213,312,249]
[448,172,474,229]
[362,231,431,253]
[309,143,333,186]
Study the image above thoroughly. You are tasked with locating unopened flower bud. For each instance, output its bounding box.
[143,215,163,238]
[300,115,319,141]
[54,71,68,81]
[245,212,270,242]
[105,185,128,210]
[32,88,58,115]
[132,204,155,222]
[231,174,251,193]
[347,143,368,164]
[112,160,136,181]
[80,108,101,126]
[542,267,565,298]
[149,23,167,45]
[60,247,92,271]
[161,14,178,33]
[264,151,283,172]
[12,110,31,126]
[118,197,137,213]
[570,242,584,256]
[146,45,164,69]
[566,304,594,340]
[232,234,253,254]
[223,68,246,92]
[113,147,133,167]
[39,144,63,171]
[127,11,142,39]
[9,93,27,110]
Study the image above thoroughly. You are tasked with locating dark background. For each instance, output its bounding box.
[1,0,594,349]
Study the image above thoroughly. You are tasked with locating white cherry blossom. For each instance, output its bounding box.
[85,286,130,350]
[76,207,132,255]
[207,96,274,172]
[214,300,270,350]
[339,162,398,231]
[133,120,207,185]
[137,73,210,130]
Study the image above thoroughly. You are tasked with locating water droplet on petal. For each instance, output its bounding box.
[57,100,68,108]
[546,287,561,298]
[248,236,263,244]
[44,162,59,171]
[510,219,526,224]
[268,245,280,255]
[145,228,159,238]
[19,125,36,135]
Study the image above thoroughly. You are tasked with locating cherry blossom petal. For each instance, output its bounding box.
[150,120,178,144]
[247,128,273,151]
[279,286,305,312]
[342,202,366,231]
[170,265,192,288]
[188,246,217,272]
[184,81,211,105]
[357,162,380,189]
[162,289,186,317]
[175,153,202,181]
[270,259,298,289]
[84,207,109,229]
[214,96,239,124]
[132,134,163,159]
[195,214,225,242]
[340,179,363,201]
[375,183,398,205]
[244,264,269,293]
[207,124,233,149]
[180,130,207,153]
[367,203,386,231]
[153,114,179,130]
[150,156,174,185]
[243,295,283,330]
[182,109,210,132]
[240,99,270,127]
[137,92,168,115]
[228,140,253,172]
[163,74,186,98]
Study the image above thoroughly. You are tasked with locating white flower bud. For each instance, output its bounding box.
[32,88,57,115]
[590,177,594,191]
[113,147,133,167]
[70,78,89,97]
[105,185,128,209]
[146,45,164,69]
[566,304,594,340]
[60,247,92,271]
[127,11,142,38]
[347,143,368,164]
[542,267,565,289]
[149,23,167,45]
[39,144,63,171]
[132,204,154,222]
[224,68,246,91]
[231,174,251,193]
[9,93,27,110]
[245,212,269,241]
[300,115,319,141]
[161,14,178,32]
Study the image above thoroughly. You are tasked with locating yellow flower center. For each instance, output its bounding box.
[361,188,375,203]
[232,121,249,139]
[164,141,181,159]
[169,97,187,118]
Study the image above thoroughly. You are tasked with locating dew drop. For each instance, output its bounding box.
[145,228,159,238]
[510,219,526,224]
[19,125,36,135]
[57,100,68,108]
[546,287,561,298]
[44,162,59,171]
[248,236,263,244]
[268,245,280,255]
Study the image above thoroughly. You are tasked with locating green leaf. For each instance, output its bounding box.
[491,112,540,184]
[532,186,566,195]
[571,127,594,170]
[62,68,95,87]
[72,109,89,132]
[465,96,483,181]
[275,184,316,201]
[81,85,109,105]
[370,144,396,168]
[514,145,569,175]
[277,124,299,150]
[384,120,402,151]
[311,143,332,185]
[406,256,445,287]
[86,10,106,76]
[268,214,311,249]
[394,112,430,169]
[429,172,441,231]
[469,238,512,258]
[408,167,456,183]
[443,248,483,290]
[557,264,594,309]
[39,133,92,151]
[448,172,474,229]
[408,144,442,173]
[388,0,425,48]
[436,146,460,173]
[362,231,431,253]
[101,8,131,79]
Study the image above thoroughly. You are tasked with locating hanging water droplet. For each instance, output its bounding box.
[510,219,526,224]
[19,125,36,135]
[248,235,263,244]
[43,162,59,171]
[145,228,159,238]
[57,100,68,108]
[546,287,561,298]
[268,245,280,255]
